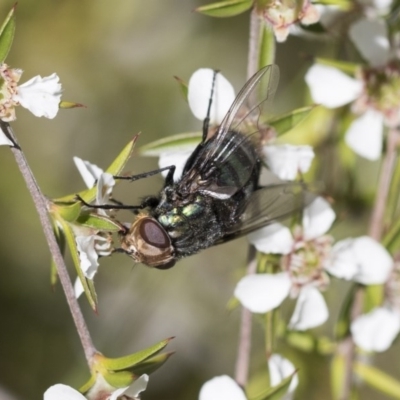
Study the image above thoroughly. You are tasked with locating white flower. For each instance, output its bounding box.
[73,157,114,298]
[326,236,392,284]
[158,68,235,180]
[188,68,235,124]
[263,145,315,181]
[14,73,62,119]
[199,375,247,400]
[261,0,320,42]
[305,18,397,160]
[235,197,335,330]
[268,354,298,399]
[44,374,149,400]
[351,307,400,352]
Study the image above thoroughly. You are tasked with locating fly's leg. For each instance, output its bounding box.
[75,194,159,211]
[202,69,219,141]
[114,165,175,183]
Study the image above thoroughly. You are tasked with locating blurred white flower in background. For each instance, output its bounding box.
[235,197,335,330]
[306,18,399,160]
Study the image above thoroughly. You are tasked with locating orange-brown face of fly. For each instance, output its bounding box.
[120,216,176,269]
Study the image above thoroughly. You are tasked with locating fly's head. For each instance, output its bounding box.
[119,215,175,270]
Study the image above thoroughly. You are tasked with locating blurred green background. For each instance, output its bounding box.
[0,1,399,399]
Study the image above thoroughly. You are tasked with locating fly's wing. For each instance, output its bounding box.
[219,182,317,242]
[178,65,279,198]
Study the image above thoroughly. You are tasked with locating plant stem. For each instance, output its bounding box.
[2,122,97,367]
[339,128,399,400]
[247,8,260,79]
[235,248,257,387]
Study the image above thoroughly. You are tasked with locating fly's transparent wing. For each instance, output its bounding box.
[179,65,280,197]
[219,182,317,242]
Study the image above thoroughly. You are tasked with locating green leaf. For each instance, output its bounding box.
[258,24,275,69]
[249,372,296,400]
[0,5,16,63]
[316,58,359,74]
[364,284,384,313]
[50,217,66,287]
[174,76,188,101]
[59,219,97,310]
[103,370,134,388]
[129,351,175,376]
[79,374,96,394]
[335,284,357,340]
[76,213,122,232]
[196,0,253,17]
[139,132,201,156]
[269,106,316,136]
[51,201,82,223]
[383,216,400,254]
[286,331,314,352]
[314,0,353,10]
[354,362,400,399]
[59,101,86,109]
[331,353,346,400]
[101,337,174,370]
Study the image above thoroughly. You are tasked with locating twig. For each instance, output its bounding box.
[247,8,260,80]
[2,121,97,366]
[234,249,257,387]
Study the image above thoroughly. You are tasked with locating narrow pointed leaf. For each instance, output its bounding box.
[316,58,359,74]
[59,219,97,310]
[258,24,275,69]
[354,362,400,398]
[129,352,175,376]
[59,101,86,109]
[139,132,201,156]
[174,76,188,100]
[79,374,97,394]
[335,284,357,340]
[196,0,253,17]
[331,353,346,400]
[101,337,174,370]
[50,217,65,287]
[76,213,122,232]
[103,370,134,388]
[249,372,296,400]
[269,106,317,136]
[286,331,315,352]
[0,5,16,63]
[106,136,138,176]
[364,284,384,313]
[383,217,400,254]
[315,0,352,10]
[51,201,82,223]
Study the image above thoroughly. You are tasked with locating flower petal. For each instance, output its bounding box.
[302,197,335,240]
[73,157,104,188]
[248,223,294,255]
[188,69,235,124]
[349,18,390,67]
[351,307,400,352]
[268,354,298,394]
[75,235,100,279]
[328,236,392,284]
[124,374,149,397]
[263,145,315,181]
[199,375,247,400]
[15,73,62,118]
[234,272,291,313]
[44,384,86,400]
[158,148,195,182]
[305,64,363,108]
[345,109,383,160]
[96,172,115,213]
[288,286,329,330]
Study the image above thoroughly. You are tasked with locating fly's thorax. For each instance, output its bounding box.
[119,214,175,270]
[157,195,205,239]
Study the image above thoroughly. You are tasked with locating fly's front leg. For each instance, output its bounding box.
[114,165,175,183]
